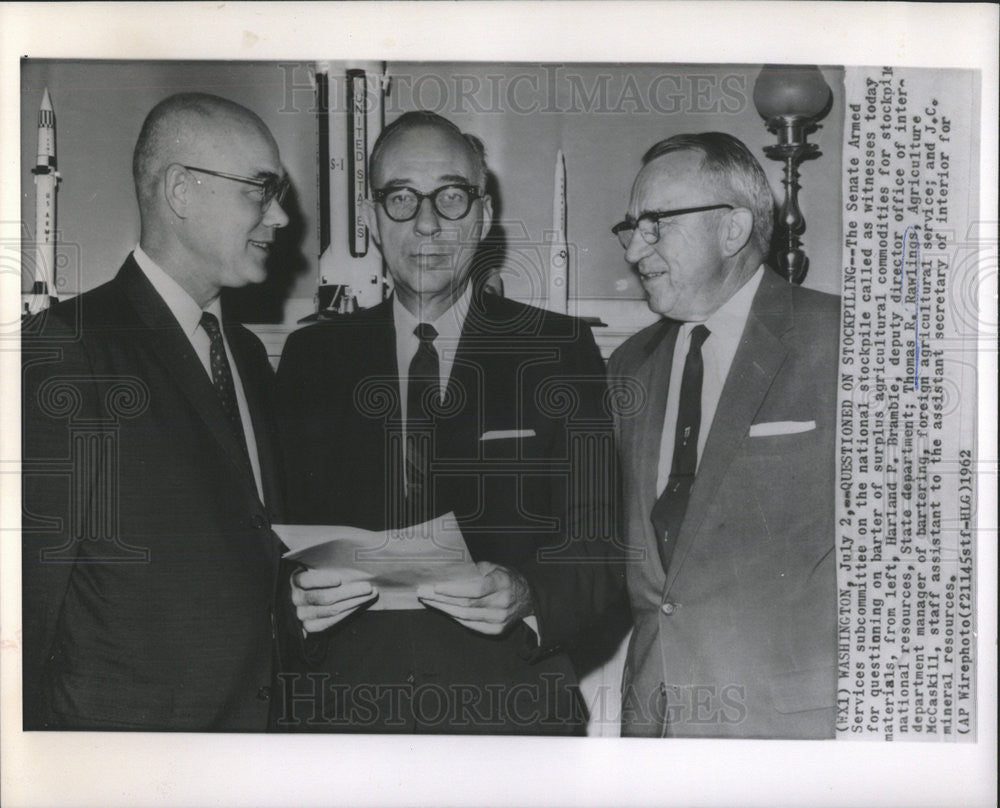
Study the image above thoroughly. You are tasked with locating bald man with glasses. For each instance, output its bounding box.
[275,110,623,735]
[608,132,840,739]
[22,92,291,730]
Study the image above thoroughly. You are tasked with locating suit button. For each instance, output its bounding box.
[660,601,676,615]
[252,514,266,529]
[257,686,271,701]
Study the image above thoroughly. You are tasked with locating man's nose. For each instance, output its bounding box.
[263,197,290,229]
[624,229,653,264]
[413,196,441,236]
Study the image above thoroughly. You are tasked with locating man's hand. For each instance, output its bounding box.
[290,568,378,633]
[417,561,534,635]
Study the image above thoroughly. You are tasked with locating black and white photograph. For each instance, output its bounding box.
[1,3,996,807]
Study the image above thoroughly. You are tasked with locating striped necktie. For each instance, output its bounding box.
[650,324,710,573]
[200,311,252,472]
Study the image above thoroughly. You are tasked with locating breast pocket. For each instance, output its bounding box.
[741,424,821,461]
[479,429,539,460]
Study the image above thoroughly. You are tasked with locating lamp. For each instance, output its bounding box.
[752,65,833,284]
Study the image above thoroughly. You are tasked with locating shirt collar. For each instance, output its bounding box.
[133,244,222,337]
[690,264,765,343]
[392,284,473,343]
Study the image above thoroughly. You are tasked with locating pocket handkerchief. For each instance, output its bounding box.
[480,429,536,441]
[748,420,816,437]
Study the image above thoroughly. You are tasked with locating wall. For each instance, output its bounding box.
[19,59,319,322]
[386,63,844,304]
[21,60,843,354]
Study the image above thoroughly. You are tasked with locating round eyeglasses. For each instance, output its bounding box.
[183,165,290,211]
[372,184,482,222]
[611,204,734,249]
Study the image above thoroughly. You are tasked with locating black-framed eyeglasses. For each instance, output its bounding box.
[372,184,482,222]
[183,165,290,210]
[611,204,734,249]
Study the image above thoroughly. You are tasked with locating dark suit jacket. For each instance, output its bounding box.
[275,293,624,734]
[609,268,840,739]
[21,256,284,731]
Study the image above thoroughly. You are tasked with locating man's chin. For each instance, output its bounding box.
[645,295,672,317]
[232,265,268,288]
[415,256,455,272]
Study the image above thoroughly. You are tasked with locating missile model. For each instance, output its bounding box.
[547,149,568,315]
[27,87,60,315]
[306,61,387,322]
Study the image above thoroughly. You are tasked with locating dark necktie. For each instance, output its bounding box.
[200,311,252,471]
[650,324,710,574]
[404,322,439,524]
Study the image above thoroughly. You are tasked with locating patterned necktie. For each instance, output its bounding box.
[650,324,710,574]
[404,323,439,524]
[200,311,252,470]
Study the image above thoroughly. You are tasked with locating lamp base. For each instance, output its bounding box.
[761,116,823,286]
[776,248,809,285]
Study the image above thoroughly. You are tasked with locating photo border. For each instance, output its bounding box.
[1,3,996,807]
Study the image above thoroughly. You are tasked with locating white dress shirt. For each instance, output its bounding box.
[133,245,264,502]
[656,266,765,495]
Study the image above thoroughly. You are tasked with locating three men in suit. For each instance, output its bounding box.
[22,93,290,730]
[608,133,840,738]
[276,111,623,734]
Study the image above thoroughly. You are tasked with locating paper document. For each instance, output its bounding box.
[273,512,479,610]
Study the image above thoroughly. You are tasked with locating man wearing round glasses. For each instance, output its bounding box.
[608,132,840,739]
[276,111,621,734]
[23,93,290,730]
[364,120,493,323]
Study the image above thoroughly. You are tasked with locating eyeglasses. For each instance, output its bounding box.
[611,204,734,248]
[183,165,290,210]
[372,184,482,222]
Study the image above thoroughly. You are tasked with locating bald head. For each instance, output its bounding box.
[131,92,288,308]
[132,92,277,213]
[370,110,488,192]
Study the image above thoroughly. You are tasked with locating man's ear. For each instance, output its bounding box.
[362,198,381,247]
[163,163,191,219]
[477,194,494,242]
[719,207,753,257]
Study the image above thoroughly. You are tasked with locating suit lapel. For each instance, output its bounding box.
[116,258,259,500]
[440,293,491,455]
[623,320,678,580]
[364,298,402,417]
[226,324,278,512]
[664,270,792,593]
[354,300,403,510]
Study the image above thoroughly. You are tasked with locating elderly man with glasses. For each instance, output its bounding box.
[275,110,623,735]
[608,132,841,739]
[22,92,291,730]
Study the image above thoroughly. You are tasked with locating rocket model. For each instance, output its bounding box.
[27,87,60,315]
[547,149,569,315]
[307,61,387,321]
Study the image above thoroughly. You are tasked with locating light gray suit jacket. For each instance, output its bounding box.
[609,267,840,739]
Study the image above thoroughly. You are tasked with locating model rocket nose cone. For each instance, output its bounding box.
[41,88,52,111]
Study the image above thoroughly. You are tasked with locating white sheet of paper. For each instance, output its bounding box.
[273,512,480,610]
